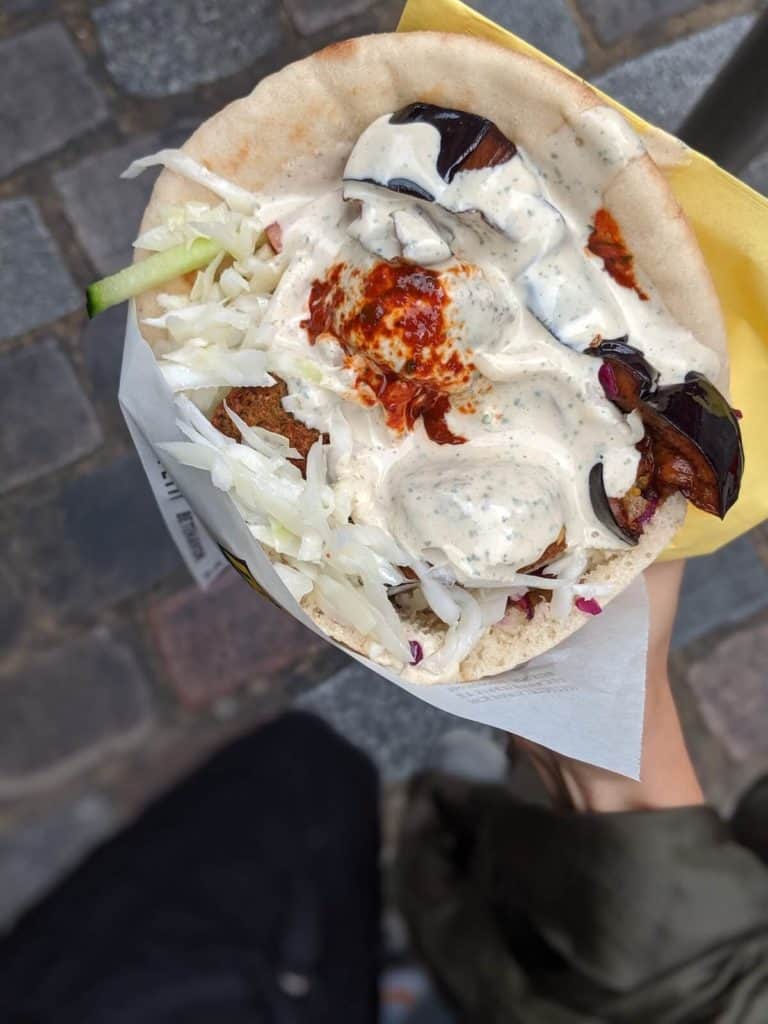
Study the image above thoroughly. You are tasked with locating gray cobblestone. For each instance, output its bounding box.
[4,0,54,12]
[743,148,768,196]
[0,338,102,494]
[0,562,24,654]
[0,794,115,929]
[93,0,286,98]
[82,303,128,412]
[578,0,700,46]
[11,453,182,620]
[296,663,491,782]
[0,199,81,340]
[283,0,376,36]
[469,0,585,68]
[148,570,334,707]
[673,534,768,650]
[593,15,755,132]
[56,122,201,277]
[55,136,162,277]
[0,629,152,797]
[686,618,768,763]
[0,23,108,180]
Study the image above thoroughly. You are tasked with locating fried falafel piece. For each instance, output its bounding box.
[211,377,321,475]
[609,436,657,540]
[519,527,566,575]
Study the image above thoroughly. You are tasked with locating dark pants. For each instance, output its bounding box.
[0,713,381,1024]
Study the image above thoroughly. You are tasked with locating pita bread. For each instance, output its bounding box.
[135,32,725,683]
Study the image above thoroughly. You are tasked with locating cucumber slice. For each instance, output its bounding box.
[86,237,222,317]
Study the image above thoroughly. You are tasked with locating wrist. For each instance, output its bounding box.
[520,670,704,813]
[563,671,703,813]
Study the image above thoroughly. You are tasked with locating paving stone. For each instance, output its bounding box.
[14,453,182,619]
[672,534,768,650]
[0,561,24,654]
[0,199,81,340]
[670,669,740,812]
[742,148,768,197]
[0,23,108,180]
[283,0,375,35]
[93,0,286,98]
[296,663,492,782]
[55,135,163,277]
[469,0,585,69]
[3,0,54,12]
[81,302,131,443]
[56,120,202,278]
[0,794,115,929]
[0,629,152,796]
[0,338,102,494]
[578,0,700,46]
[593,16,755,132]
[147,569,332,707]
[82,302,128,404]
[686,618,768,762]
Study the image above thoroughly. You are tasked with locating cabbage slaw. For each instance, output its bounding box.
[129,148,609,676]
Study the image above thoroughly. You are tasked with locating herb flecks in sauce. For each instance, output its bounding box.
[253,102,736,588]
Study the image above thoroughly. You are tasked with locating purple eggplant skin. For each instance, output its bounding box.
[355,175,435,202]
[644,372,744,517]
[589,337,659,400]
[389,102,516,183]
[589,462,638,546]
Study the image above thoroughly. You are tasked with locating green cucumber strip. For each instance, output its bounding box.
[86,237,223,317]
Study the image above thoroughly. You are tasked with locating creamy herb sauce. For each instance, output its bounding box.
[246,105,720,585]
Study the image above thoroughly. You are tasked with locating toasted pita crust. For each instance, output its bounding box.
[136,32,723,682]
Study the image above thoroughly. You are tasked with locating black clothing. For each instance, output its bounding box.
[0,713,380,1024]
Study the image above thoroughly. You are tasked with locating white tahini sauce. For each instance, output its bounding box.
[225,105,722,587]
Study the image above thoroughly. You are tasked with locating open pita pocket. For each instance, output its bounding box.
[124,32,740,683]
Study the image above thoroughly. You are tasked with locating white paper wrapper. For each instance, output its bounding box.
[119,303,649,778]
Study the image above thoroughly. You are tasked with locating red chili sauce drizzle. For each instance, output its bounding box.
[587,208,648,301]
[302,260,470,444]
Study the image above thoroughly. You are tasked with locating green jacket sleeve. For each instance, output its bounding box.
[396,773,768,1023]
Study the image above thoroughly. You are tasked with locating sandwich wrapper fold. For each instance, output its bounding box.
[118,0,768,779]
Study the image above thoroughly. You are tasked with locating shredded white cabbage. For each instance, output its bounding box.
[421,588,484,674]
[314,574,378,635]
[139,155,602,678]
[220,267,249,298]
[547,550,589,620]
[275,564,314,602]
[327,407,353,477]
[459,570,608,594]
[224,404,301,461]
[190,250,226,302]
[158,342,273,392]
[123,150,259,214]
[477,589,515,627]
[146,301,249,345]
[411,560,460,626]
[135,203,240,254]
[189,216,260,262]
[160,399,411,662]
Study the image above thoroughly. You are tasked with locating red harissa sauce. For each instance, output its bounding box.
[587,208,648,301]
[301,260,469,445]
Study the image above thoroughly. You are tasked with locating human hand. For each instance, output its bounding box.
[515,560,704,812]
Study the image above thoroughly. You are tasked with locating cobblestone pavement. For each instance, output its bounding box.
[1,0,767,928]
